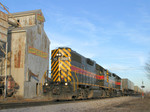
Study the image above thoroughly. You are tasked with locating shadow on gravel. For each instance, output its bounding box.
[113,96,150,112]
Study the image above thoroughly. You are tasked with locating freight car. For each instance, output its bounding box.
[134,86,142,95]
[43,47,122,100]
[121,79,134,96]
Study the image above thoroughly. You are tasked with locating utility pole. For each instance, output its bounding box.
[4,42,8,98]
[141,81,145,99]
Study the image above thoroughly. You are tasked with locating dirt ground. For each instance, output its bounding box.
[0,96,150,112]
[89,96,150,112]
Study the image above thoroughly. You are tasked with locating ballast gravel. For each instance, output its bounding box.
[0,96,138,112]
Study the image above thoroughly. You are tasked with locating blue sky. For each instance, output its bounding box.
[2,0,150,92]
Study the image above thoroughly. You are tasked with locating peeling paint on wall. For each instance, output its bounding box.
[8,10,50,98]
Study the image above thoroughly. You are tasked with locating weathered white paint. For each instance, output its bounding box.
[8,10,50,98]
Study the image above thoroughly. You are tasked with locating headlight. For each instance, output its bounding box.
[56,53,62,57]
[45,82,48,86]
[65,83,68,86]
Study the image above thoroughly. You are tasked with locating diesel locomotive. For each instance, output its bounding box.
[43,47,122,100]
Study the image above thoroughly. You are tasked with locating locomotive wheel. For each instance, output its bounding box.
[77,89,88,99]
[81,89,85,99]
[85,89,89,99]
[72,96,76,101]
[102,90,106,97]
[88,90,93,98]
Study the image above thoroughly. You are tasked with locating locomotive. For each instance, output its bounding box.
[43,47,122,100]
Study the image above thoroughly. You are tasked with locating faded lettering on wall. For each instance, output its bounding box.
[28,46,48,59]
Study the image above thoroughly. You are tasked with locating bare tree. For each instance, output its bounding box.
[145,59,150,80]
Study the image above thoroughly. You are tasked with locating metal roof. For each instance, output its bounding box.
[11,9,42,16]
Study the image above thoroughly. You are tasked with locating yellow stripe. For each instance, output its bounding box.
[51,61,58,71]
[61,71,71,81]
[69,58,71,62]
[65,71,71,81]
[56,77,61,82]
[68,72,72,77]
[60,61,71,71]
[58,49,65,56]
[51,60,55,67]
[68,48,71,52]
[60,64,66,71]
[63,48,71,57]
[78,82,99,87]
[68,75,71,81]
[53,64,58,73]
[53,50,59,58]
[52,69,58,80]
[65,72,72,82]
[53,73,59,81]
[74,71,79,89]
[61,70,67,77]
[60,73,67,82]
[58,73,61,81]
[59,49,68,57]
[66,61,71,67]
[51,50,56,57]
[52,64,59,78]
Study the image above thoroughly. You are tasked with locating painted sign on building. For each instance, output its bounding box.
[37,14,44,22]
[28,46,48,59]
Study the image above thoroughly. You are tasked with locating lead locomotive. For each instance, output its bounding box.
[43,47,122,100]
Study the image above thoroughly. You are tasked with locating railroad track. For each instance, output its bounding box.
[0,99,83,110]
[0,96,126,110]
[0,100,55,110]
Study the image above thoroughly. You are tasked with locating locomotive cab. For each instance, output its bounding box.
[43,47,74,100]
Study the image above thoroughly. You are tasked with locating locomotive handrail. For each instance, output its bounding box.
[70,73,75,91]
[74,71,79,90]
[40,71,47,91]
